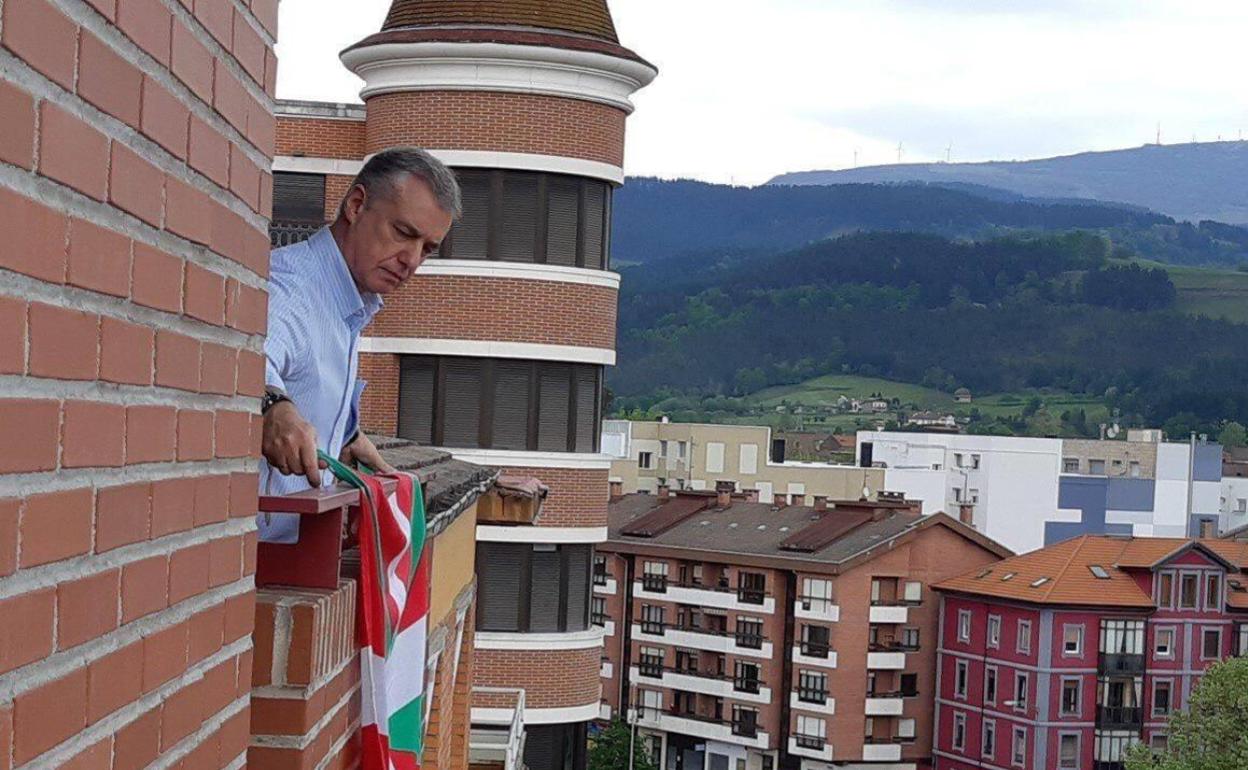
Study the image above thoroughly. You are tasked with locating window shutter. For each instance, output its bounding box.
[602,186,613,269]
[529,547,562,632]
[477,543,523,631]
[545,178,579,266]
[397,356,435,444]
[582,182,606,269]
[574,366,599,453]
[451,170,490,259]
[491,360,531,450]
[564,545,591,631]
[442,359,482,448]
[499,173,540,262]
[272,172,326,223]
[537,364,572,451]
[523,726,558,770]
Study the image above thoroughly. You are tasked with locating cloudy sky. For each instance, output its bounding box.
[277,0,1248,185]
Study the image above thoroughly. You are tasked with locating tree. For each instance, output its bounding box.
[588,719,659,770]
[1126,656,1248,770]
[1219,421,1247,448]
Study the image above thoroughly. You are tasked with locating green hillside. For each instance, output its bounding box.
[1165,263,1248,324]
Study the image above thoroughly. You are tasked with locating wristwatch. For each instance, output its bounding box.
[261,387,293,415]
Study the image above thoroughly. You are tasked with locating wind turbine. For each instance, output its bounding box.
[896,142,904,164]
[945,143,953,163]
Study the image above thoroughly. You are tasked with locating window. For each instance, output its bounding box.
[1238,624,1248,657]
[1200,519,1216,538]
[1155,628,1175,659]
[1153,680,1172,716]
[797,670,828,703]
[800,624,830,657]
[705,442,725,473]
[1012,727,1027,767]
[1129,460,1141,478]
[952,712,966,751]
[642,561,668,592]
[1090,565,1110,579]
[1239,498,1248,513]
[1058,734,1080,769]
[903,581,923,603]
[591,597,607,626]
[593,555,608,586]
[954,660,969,698]
[1150,734,1169,752]
[736,617,764,650]
[1202,627,1222,660]
[731,705,758,738]
[1063,625,1084,656]
[1017,620,1032,654]
[673,649,698,674]
[737,572,766,604]
[958,610,972,643]
[1158,572,1174,608]
[476,543,591,633]
[984,666,997,703]
[971,454,982,469]
[794,715,825,749]
[640,604,665,635]
[522,722,588,770]
[1063,457,1080,473]
[638,646,663,678]
[1060,678,1080,716]
[1094,732,1142,765]
[900,672,919,697]
[898,718,916,740]
[1089,459,1106,475]
[733,661,760,694]
[982,719,996,757]
[397,356,601,452]
[638,452,653,470]
[1206,573,1222,610]
[1015,673,1029,711]
[638,688,662,721]
[1100,619,1146,656]
[954,452,964,468]
[987,615,1001,648]
[901,627,920,649]
[800,577,834,611]
[1180,574,1199,609]
[739,443,758,475]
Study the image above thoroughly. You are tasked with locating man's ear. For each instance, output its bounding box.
[343,184,368,223]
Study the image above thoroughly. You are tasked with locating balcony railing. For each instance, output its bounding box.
[1099,653,1145,674]
[800,640,831,658]
[869,641,917,653]
[641,620,666,635]
[793,734,825,750]
[737,587,766,605]
[469,687,526,770]
[864,736,907,745]
[797,687,829,704]
[733,676,760,694]
[731,719,759,738]
[1097,705,1143,727]
[1092,762,1126,770]
[591,612,609,626]
[797,596,836,612]
[638,659,664,678]
[593,571,609,587]
[270,221,320,247]
[642,574,669,592]
[735,631,765,649]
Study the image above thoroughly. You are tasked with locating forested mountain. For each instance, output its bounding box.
[612,177,1248,267]
[769,141,1248,226]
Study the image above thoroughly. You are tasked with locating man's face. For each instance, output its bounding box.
[339,173,453,295]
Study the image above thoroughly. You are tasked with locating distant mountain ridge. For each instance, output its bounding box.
[768,141,1248,226]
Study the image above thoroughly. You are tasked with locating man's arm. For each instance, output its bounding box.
[340,431,397,474]
[261,291,324,486]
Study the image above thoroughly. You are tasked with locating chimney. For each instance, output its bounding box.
[773,493,788,508]
[715,480,734,509]
[959,503,975,526]
[657,483,670,500]
[745,488,760,503]
[609,479,623,500]
[791,493,806,507]
[813,495,828,512]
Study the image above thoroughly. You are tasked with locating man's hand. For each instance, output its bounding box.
[262,400,326,486]
[339,432,396,474]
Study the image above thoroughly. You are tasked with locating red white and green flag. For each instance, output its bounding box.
[322,453,430,770]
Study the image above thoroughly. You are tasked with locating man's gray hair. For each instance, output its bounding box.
[342,147,462,219]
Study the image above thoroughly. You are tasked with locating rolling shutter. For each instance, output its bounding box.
[477,543,523,631]
[574,366,599,453]
[442,359,481,448]
[602,186,613,269]
[499,172,539,262]
[537,364,571,452]
[397,356,435,444]
[272,172,326,223]
[545,178,579,266]
[529,547,562,632]
[451,170,490,259]
[491,361,531,450]
[582,182,605,269]
[564,545,591,631]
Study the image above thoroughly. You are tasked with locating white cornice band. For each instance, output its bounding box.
[341,41,657,113]
[476,525,609,544]
[359,338,615,366]
[417,259,621,289]
[272,150,625,185]
[475,627,605,651]
[450,448,613,470]
[473,703,603,726]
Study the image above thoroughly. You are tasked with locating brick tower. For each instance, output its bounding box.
[317,3,653,769]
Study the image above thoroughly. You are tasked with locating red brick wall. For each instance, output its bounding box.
[324,173,354,221]
[276,116,366,159]
[0,0,274,766]
[506,467,609,529]
[365,91,627,166]
[473,647,601,710]
[366,274,618,349]
[359,353,400,436]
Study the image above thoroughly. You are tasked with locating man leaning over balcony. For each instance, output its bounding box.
[258,148,461,543]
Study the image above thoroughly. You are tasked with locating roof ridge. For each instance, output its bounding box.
[1042,534,1091,601]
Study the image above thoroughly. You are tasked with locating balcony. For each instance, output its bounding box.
[627,666,773,705]
[634,708,771,750]
[633,580,776,614]
[862,739,904,762]
[869,605,909,624]
[1097,705,1143,727]
[788,735,834,762]
[1099,653,1145,674]
[792,643,839,669]
[794,596,840,622]
[790,690,836,715]
[867,652,906,670]
[642,574,669,593]
[600,660,613,679]
[593,576,618,596]
[865,696,904,716]
[631,623,774,659]
[469,688,526,770]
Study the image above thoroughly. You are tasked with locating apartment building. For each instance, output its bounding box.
[603,420,884,503]
[932,535,1248,770]
[597,485,1010,770]
[857,430,1226,553]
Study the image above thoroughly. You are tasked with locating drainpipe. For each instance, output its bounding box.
[1188,432,1196,534]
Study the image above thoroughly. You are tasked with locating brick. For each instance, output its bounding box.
[259,168,274,219]
[67,218,132,297]
[0,400,60,473]
[61,738,111,770]
[151,476,195,536]
[0,706,9,770]
[200,343,237,396]
[84,0,116,21]
[199,657,236,716]
[214,410,251,458]
[112,707,161,770]
[242,530,257,576]
[94,481,151,552]
[116,0,171,65]
[0,79,36,169]
[77,31,142,125]
[245,94,276,157]
[237,349,265,396]
[231,8,266,84]
[228,471,258,518]
[61,400,126,468]
[123,405,176,465]
[208,536,241,587]
[223,591,255,643]
[188,115,230,187]
[172,18,213,104]
[160,678,204,750]
[19,488,93,568]
[193,473,230,526]
[187,603,225,663]
[0,499,16,577]
[212,59,249,134]
[0,588,54,674]
[185,262,226,325]
[131,243,183,313]
[165,176,212,245]
[109,142,165,226]
[121,555,168,622]
[140,77,190,158]
[234,647,254,696]
[168,542,210,604]
[0,297,26,375]
[227,280,268,334]
[178,733,219,770]
[229,143,262,211]
[195,0,233,48]
[100,317,154,386]
[263,47,278,99]
[12,669,87,763]
[87,641,143,724]
[176,409,214,461]
[28,303,98,380]
[56,568,121,649]
[155,331,201,391]
[0,188,68,282]
[141,620,187,691]
[1,0,78,91]
[38,103,110,200]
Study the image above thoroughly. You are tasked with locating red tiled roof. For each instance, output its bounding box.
[343,27,650,66]
[382,0,619,41]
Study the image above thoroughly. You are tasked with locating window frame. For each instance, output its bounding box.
[984,665,997,704]
[1059,677,1081,717]
[1062,624,1084,657]
[1057,733,1080,770]
[987,614,1001,648]
[1011,726,1027,767]
[1017,619,1033,655]
[952,712,967,751]
[1201,627,1222,660]
[954,659,969,699]
[1152,678,1172,717]
[981,718,996,758]
[1154,627,1176,659]
[957,609,972,643]
[475,542,592,634]
[1179,572,1199,609]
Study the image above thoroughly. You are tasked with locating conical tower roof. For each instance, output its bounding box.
[381,0,618,42]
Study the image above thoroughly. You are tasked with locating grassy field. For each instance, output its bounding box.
[1127,259,1248,324]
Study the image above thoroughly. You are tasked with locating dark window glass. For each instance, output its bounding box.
[801,624,831,657]
[901,673,919,697]
[523,722,587,770]
[735,618,763,649]
[272,172,326,223]
[476,543,591,633]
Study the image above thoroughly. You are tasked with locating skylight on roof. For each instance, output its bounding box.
[1001,572,1016,581]
[1030,577,1050,588]
[1230,578,1246,592]
[1089,565,1110,579]
[974,569,993,579]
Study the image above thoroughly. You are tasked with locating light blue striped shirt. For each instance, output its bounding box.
[259,227,383,543]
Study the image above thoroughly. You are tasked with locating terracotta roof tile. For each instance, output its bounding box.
[382,0,618,41]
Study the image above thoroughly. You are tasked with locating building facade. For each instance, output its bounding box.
[603,420,884,503]
[598,487,1010,770]
[857,430,1226,553]
[271,3,655,768]
[932,535,1248,770]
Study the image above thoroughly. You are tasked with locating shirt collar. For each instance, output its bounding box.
[310,227,384,327]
